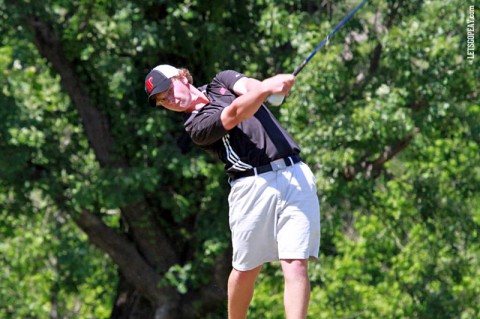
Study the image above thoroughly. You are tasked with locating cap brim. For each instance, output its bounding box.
[147,79,171,107]
[148,79,171,99]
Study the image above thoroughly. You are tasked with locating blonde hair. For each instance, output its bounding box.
[174,68,193,84]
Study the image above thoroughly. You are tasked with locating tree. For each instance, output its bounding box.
[0,0,478,318]
[248,1,480,318]
[1,0,256,317]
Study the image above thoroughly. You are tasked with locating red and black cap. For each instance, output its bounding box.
[144,65,180,107]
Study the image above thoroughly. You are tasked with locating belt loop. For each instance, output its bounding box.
[253,167,258,176]
[289,156,294,166]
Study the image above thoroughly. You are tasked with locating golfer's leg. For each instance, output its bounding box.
[228,265,263,319]
[280,259,310,319]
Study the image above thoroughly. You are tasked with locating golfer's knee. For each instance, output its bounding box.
[281,259,309,280]
[230,266,262,282]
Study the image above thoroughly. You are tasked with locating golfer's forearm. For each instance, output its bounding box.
[221,74,294,130]
[221,86,270,130]
[233,87,270,116]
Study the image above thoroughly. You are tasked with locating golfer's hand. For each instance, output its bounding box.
[262,74,295,95]
[262,74,295,106]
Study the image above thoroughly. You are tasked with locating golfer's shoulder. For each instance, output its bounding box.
[213,70,246,87]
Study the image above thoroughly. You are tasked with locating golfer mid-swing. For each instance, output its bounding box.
[144,65,320,319]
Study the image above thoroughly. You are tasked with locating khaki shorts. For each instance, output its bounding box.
[228,161,321,271]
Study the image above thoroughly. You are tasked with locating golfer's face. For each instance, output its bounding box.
[154,77,191,112]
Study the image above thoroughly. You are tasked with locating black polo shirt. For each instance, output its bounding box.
[184,70,300,179]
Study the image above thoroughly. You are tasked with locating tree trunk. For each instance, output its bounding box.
[110,274,155,319]
[18,11,230,318]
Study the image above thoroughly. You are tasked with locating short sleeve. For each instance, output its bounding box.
[184,106,227,146]
[212,70,246,91]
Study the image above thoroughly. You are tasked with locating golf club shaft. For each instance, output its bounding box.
[267,0,368,106]
[293,0,368,76]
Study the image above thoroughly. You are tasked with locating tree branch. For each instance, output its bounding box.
[343,128,419,181]
[181,246,232,318]
[74,209,179,307]
[24,11,180,270]
[337,0,404,103]
[121,203,179,270]
[336,42,382,103]
[25,15,119,168]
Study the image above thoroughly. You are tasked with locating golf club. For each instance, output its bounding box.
[267,0,368,106]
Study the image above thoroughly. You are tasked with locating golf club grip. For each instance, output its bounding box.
[267,60,306,105]
[266,94,285,106]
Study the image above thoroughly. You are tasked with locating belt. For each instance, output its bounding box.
[231,155,302,181]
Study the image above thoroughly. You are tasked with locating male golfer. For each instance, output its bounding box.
[144,65,320,319]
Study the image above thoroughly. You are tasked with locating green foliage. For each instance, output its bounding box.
[0,0,478,318]
[0,192,116,318]
[251,1,479,318]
